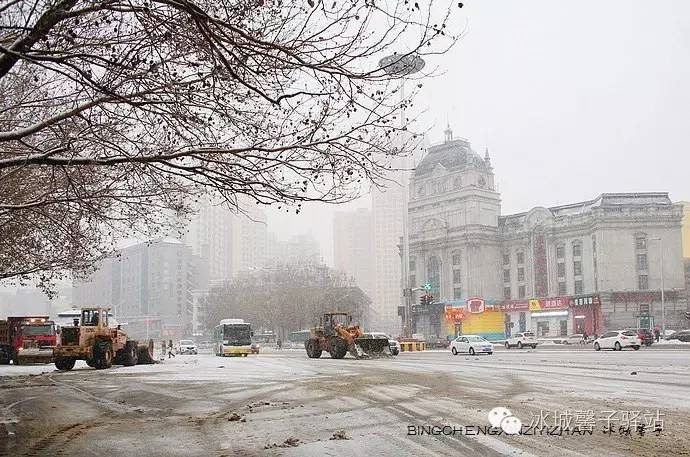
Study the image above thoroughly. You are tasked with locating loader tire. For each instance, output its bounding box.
[55,357,76,371]
[137,340,155,364]
[122,341,139,366]
[305,339,322,358]
[93,340,113,369]
[328,337,348,359]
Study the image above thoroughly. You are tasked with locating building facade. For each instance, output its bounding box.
[333,208,374,300]
[404,132,687,340]
[73,239,199,338]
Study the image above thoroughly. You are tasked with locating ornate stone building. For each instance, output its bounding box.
[405,130,687,340]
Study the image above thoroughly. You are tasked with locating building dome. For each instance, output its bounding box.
[414,138,487,177]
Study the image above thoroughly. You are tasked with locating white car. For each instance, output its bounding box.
[562,334,587,345]
[450,335,494,355]
[178,339,198,355]
[505,331,537,349]
[593,330,641,351]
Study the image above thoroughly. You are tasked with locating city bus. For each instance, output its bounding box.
[214,319,253,357]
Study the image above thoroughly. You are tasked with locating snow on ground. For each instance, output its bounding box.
[2,348,690,456]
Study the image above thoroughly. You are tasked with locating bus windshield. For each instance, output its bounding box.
[223,325,251,345]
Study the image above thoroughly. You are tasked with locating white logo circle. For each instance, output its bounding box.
[488,407,512,428]
[500,415,523,435]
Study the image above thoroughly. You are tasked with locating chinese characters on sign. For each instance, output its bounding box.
[528,409,664,436]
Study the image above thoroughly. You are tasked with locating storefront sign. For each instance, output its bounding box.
[501,300,530,312]
[467,297,485,314]
[444,307,465,322]
[569,294,601,307]
[529,297,569,311]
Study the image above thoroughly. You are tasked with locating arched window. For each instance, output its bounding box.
[427,256,441,298]
[453,177,462,189]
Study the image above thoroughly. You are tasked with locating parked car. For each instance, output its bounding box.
[561,334,588,345]
[627,328,654,346]
[366,332,400,355]
[505,332,537,349]
[450,335,493,355]
[593,330,641,351]
[666,330,690,342]
[250,342,260,354]
[178,339,198,355]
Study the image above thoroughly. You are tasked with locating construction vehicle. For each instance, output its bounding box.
[304,312,391,359]
[0,316,57,365]
[53,307,155,371]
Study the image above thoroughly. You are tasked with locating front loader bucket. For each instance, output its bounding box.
[352,337,392,359]
[137,339,155,364]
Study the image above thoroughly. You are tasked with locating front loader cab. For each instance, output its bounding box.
[81,308,109,328]
[323,312,352,336]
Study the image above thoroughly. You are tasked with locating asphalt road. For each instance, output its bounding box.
[2,347,689,457]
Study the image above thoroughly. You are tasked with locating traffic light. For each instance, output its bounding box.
[419,294,434,306]
[685,311,690,320]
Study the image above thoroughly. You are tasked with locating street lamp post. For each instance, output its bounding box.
[378,53,425,338]
[647,237,665,337]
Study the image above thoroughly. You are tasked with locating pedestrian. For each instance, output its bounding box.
[654,327,660,342]
[160,341,166,361]
[582,330,588,343]
[276,338,282,350]
[167,339,176,358]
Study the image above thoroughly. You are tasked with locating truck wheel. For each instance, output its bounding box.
[305,339,322,358]
[94,341,113,369]
[55,357,75,371]
[122,341,139,366]
[86,358,95,368]
[328,338,348,359]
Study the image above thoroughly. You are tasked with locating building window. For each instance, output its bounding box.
[637,253,648,271]
[418,186,425,197]
[558,282,566,295]
[453,287,462,299]
[556,245,565,259]
[635,235,647,250]
[409,259,416,272]
[517,251,525,265]
[409,275,416,288]
[572,242,582,258]
[427,256,441,297]
[573,261,582,276]
[592,235,597,253]
[503,253,510,266]
[574,279,583,294]
[557,263,566,277]
[518,267,525,282]
[453,177,462,189]
[453,269,462,284]
[638,274,648,290]
[518,285,526,298]
[503,269,510,283]
[452,254,461,266]
[503,287,511,299]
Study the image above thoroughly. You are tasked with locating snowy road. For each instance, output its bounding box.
[2,348,690,456]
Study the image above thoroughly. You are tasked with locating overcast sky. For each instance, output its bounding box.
[267,0,690,266]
